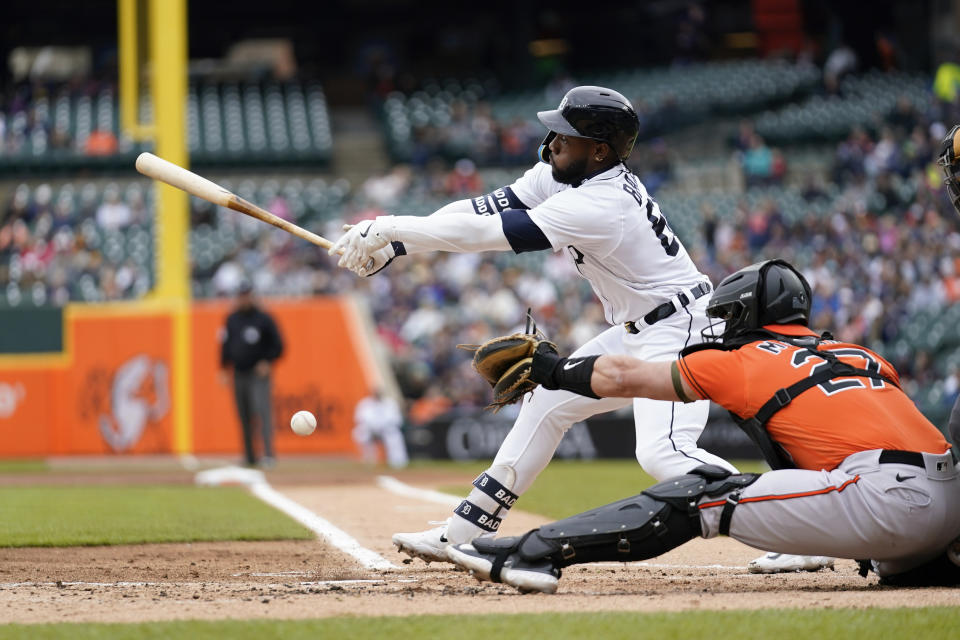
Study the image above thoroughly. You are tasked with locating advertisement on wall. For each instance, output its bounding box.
[0,297,374,457]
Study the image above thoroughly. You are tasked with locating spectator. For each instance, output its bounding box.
[85,128,118,156]
[96,184,132,230]
[637,138,674,193]
[3,184,31,226]
[741,133,773,186]
[824,43,858,94]
[408,383,453,425]
[934,52,960,103]
[444,158,483,196]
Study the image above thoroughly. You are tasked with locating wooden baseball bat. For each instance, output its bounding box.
[135,152,335,250]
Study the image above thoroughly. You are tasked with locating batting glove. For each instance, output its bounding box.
[352,238,406,277]
[329,218,393,271]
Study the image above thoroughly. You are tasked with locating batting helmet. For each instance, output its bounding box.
[537,86,640,163]
[705,259,812,343]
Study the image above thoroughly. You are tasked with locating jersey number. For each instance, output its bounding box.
[622,175,679,256]
[791,348,886,395]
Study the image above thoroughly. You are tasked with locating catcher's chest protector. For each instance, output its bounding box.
[682,339,897,470]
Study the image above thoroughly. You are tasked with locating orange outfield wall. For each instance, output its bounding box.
[190,297,374,455]
[0,297,374,457]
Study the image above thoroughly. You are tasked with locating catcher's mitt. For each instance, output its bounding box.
[459,333,557,411]
[938,124,960,216]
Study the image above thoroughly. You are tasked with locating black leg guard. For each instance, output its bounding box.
[878,552,960,587]
[489,465,761,568]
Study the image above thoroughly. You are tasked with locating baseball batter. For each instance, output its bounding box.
[331,87,820,572]
[446,260,960,593]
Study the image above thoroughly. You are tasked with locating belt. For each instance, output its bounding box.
[625,281,712,334]
[878,450,925,468]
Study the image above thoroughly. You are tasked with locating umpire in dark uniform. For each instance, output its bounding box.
[220,280,284,468]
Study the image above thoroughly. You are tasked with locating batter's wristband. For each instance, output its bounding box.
[547,356,601,399]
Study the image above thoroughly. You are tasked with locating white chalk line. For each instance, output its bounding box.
[377,475,462,507]
[229,570,421,581]
[230,574,421,583]
[593,561,748,571]
[249,481,398,571]
[0,578,421,589]
[193,465,398,572]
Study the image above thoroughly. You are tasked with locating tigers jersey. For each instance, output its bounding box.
[677,324,950,471]
[472,162,708,326]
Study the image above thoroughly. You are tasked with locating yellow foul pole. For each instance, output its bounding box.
[118,0,154,141]
[148,0,193,455]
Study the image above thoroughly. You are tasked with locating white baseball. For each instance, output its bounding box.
[290,410,317,436]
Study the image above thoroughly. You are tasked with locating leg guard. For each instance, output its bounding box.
[475,465,760,568]
[447,465,518,542]
[878,550,960,587]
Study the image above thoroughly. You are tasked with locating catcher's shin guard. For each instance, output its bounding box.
[483,465,760,567]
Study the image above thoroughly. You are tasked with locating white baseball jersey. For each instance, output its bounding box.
[354,396,402,437]
[473,162,708,325]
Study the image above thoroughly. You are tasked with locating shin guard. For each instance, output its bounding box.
[496,465,760,567]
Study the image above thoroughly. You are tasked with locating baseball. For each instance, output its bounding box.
[290,410,317,436]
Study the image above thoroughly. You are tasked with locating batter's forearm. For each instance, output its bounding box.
[389,200,483,253]
[430,199,475,217]
[379,211,511,254]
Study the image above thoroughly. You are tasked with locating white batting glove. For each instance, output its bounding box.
[350,242,397,277]
[329,218,393,271]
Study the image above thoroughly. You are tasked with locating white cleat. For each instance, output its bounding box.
[748,552,835,574]
[392,519,453,564]
[447,543,560,594]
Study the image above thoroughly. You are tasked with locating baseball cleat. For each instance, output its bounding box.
[447,543,560,594]
[392,520,453,564]
[948,537,960,568]
[748,552,835,574]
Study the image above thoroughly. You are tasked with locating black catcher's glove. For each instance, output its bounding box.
[938,124,960,216]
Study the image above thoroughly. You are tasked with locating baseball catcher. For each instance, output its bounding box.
[938,125,960,452]
[447,260,960,593]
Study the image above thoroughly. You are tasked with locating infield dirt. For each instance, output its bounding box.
[1,463,957,623]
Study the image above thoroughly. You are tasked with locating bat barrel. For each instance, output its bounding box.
[135,152,335,251]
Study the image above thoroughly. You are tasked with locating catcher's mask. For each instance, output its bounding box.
[702,259,812,344]
[536,85,640,164]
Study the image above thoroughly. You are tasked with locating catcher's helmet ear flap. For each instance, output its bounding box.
[536,86,640,162]
[757,260,812,328]
[705,259,811,343]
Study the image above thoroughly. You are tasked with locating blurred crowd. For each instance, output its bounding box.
[0,181,151,305]
[4,69,960,423]
[0,81,121,157]
[398,94,692,173]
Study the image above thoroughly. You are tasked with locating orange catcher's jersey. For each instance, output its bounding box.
[677,325,950,471]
